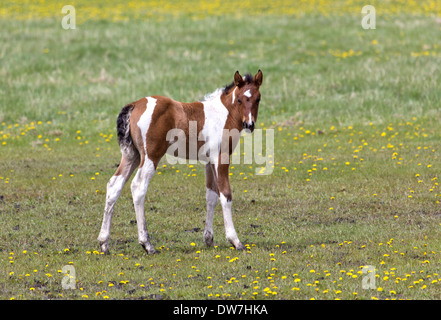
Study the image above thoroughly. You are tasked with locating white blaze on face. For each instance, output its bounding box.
[243,90,253,125]
[137,97,157,154]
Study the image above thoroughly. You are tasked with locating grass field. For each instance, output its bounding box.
[1,0,441,300]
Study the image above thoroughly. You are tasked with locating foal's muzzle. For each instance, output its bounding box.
[243,121,255,133]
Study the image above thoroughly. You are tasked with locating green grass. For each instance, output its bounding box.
[1,11,441,300]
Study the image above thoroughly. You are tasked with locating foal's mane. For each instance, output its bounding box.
[202,73,254,102]
[223,73,254,95]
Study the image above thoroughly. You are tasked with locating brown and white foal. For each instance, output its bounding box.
[97,70,263,254]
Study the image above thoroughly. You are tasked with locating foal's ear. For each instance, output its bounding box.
[234,70,245,87]
[254,69,263,87]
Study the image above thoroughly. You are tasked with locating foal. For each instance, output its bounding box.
[97,70,263,254]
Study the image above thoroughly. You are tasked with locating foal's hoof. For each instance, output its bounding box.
[140,243,157,255]
[203,231,214,247]
[234,242,246,251]
[229,241,245,250]
[205,239,215,248]
[99,242,110,255]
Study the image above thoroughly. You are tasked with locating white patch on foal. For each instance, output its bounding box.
[244,89,252,98]
[130,157,156,253]
[231,87,237,104]
[98,175,126,247]
[219,193,240,247]
[201,90,229,175]
[204,187,219,245]
[137,97,157,154]
[129,96,159,254]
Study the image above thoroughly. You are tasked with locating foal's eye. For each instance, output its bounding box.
[237,99,242,104]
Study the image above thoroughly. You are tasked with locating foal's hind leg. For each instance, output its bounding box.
[98,155,139,254]
[130,157,157,254]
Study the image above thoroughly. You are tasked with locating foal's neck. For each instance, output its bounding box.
[220,88,243,132]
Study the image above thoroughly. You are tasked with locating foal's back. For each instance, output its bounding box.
[128,96,207,163]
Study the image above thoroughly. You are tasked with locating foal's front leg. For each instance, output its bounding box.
[204,164,218,247]
[216,163,245,250]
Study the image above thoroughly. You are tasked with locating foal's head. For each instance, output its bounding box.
[232,70,263,133]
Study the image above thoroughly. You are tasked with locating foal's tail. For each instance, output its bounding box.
[116,104,135,155]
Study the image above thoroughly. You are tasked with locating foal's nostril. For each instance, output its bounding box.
[243,121,248,129]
